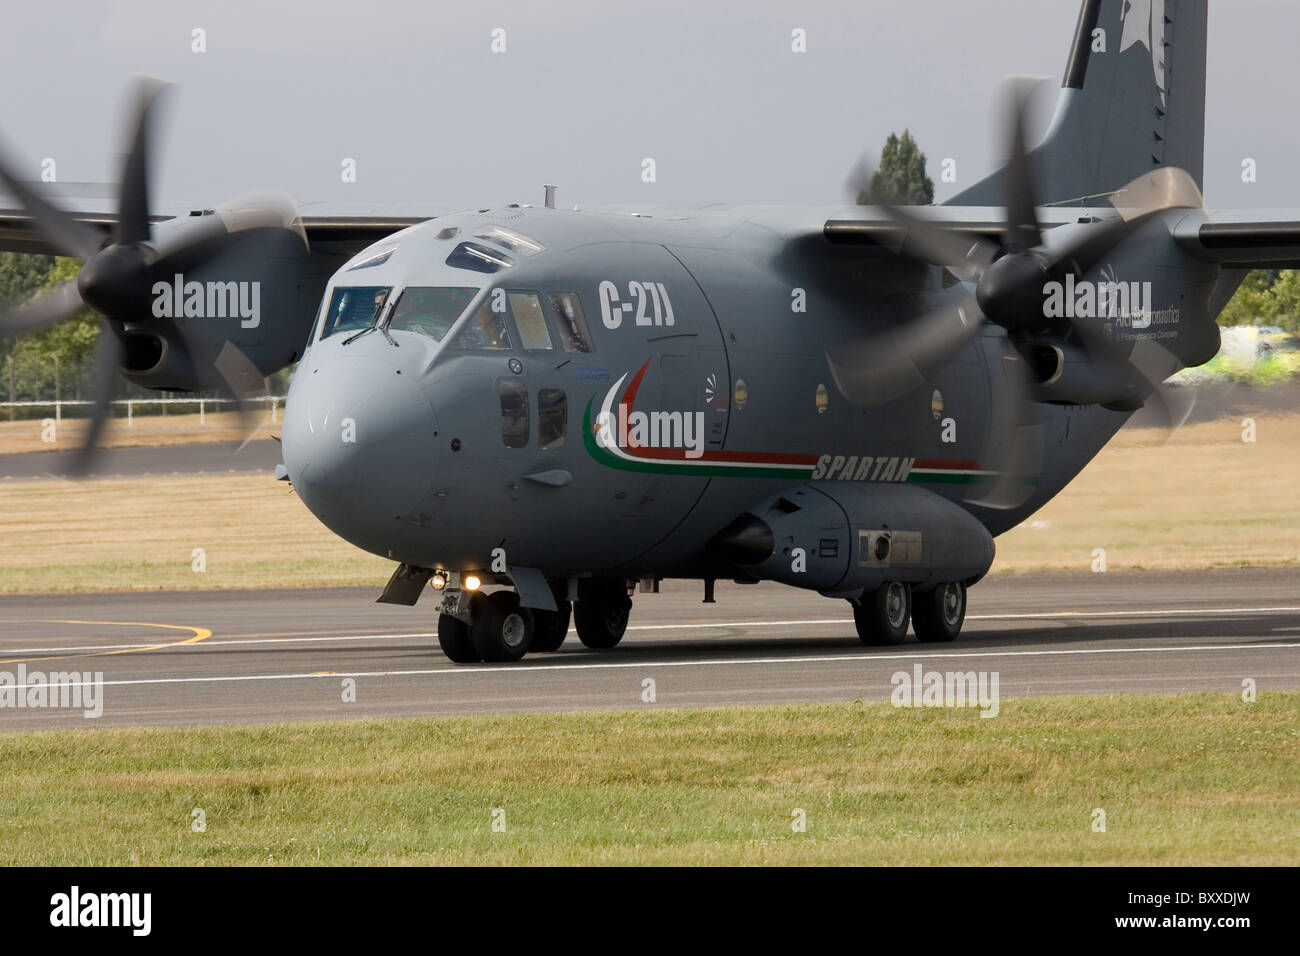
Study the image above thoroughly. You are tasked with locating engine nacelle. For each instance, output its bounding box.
[118,328,198,391]
[117,208,333,392]
[1023,341,1141,406]
[709,482,994,598]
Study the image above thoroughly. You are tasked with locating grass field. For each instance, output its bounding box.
[0,472,388,593]
[0,693,1294,865]
[994,412,1300,571]
[0,413,1296,593]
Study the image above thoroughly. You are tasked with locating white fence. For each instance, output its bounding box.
[0,395,285,425]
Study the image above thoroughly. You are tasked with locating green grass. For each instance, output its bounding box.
[2,693,1296,865]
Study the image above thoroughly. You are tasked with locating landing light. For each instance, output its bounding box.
[431,571,448,590]
[464,574,482,591]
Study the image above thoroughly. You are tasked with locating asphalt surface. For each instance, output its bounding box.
[0,439,282,480]
[0,568,1297,729]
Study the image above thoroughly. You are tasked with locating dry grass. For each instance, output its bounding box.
[994,413,1300,572]
[0,473,388,593]
[0,414,1296,593]
[0,409,278,455]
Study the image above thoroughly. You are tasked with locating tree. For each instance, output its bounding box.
[0,251,54,306]
[1218,269,1300,333]
[862,129,934,206]
[0,254,100,403]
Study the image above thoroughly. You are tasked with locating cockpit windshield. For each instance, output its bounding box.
[319,286,391,340]
[386,286,477,342]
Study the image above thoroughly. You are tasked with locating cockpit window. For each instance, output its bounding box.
[472,224,545,257]
[449,299,512,350]
[386,286,476,342]
[509,292,553,350]
[319,286,391,340]
[547,292,593,353]
[446,241,514,274]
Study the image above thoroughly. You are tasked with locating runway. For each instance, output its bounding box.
[0,439,282,480]
[0,568,1297,729]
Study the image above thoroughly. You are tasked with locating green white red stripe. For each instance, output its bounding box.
[582,360,1023,486]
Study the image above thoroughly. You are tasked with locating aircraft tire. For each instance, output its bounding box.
[574,578,631,649]
[471,591,533,663]
[531,601,571,652]
[912,581,966,643]
[437,613,481,663]
[853,582,911,646]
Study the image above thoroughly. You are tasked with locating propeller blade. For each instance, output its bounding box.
[966,337,1042,511]
[1069,320,1194,439]
[117,77,169,246]
[866,201,999,281]
[1050,212,1158,281]
[1054,166,1205,282]
[0,280,86,336]
[150,190,308,275]
[826,293,985,406]
[66,322,126,477]
[0,147,105,261]
[842,151,875,205]
[1108,166,1204,222]
[1001,79,1043,254]
[211,339,267,449]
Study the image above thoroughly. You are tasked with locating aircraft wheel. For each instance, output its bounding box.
[531,600,571,652]
[471,591,533,663]
[912,581,966,643]
[574,578,631,649]
[437,613,480,664]
[853,581,911,646]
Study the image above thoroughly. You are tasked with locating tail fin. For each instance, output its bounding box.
[947,0,1208,207]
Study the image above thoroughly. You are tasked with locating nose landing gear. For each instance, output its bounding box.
[436,589,535,663]
[573,577,632,649]
[436,576,633,663]
[471,591,533,662]
[530,598,572,653]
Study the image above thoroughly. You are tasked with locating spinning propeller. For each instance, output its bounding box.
[0,78,306,474]
[835,83,1201,507]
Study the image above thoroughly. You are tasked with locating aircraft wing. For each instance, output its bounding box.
[0,202,435,258]
[1172,210,1300,269]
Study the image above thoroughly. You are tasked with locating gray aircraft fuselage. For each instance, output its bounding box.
[280,202,1217,590]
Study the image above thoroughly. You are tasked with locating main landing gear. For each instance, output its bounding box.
[852,580,967,646]
[436,577,632,664]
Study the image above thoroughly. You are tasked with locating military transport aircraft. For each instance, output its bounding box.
[2,0,1298,663]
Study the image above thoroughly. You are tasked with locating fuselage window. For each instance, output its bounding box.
[547,292,593,353]
[319,286,391,340]
[510,292,553,350]
[450,300,512,350]
[538,388,567,449]
[387,286,477,342]
[498,378,529,448]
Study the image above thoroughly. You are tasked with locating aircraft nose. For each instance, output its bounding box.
[282,355,438,541]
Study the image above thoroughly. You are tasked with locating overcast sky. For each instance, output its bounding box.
[0,0,1295,213]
